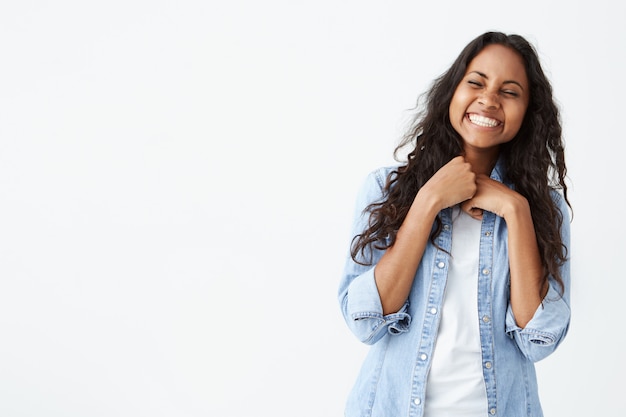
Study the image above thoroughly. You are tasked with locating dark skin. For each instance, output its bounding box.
[373,45,545,328]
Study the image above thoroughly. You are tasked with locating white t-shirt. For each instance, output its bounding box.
[424,206,488,416]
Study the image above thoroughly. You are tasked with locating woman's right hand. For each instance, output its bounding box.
[417,155,477,211]
[374,155,476,314]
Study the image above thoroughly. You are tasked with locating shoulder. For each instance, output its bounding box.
[354,165,401,208]
[549,189,570,214]
[362,165,401,189]
[549,188,572,226]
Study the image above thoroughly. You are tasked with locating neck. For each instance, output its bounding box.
[463,147,499,176]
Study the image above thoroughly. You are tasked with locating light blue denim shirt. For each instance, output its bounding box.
[338,158,571,417]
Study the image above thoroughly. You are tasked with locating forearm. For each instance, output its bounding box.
[504,198,545,328]
[374,191,440,315]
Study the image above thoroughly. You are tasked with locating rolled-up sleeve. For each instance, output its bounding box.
[338,167,412,345]
[505,279,570,361]
[342,266,411,344]
[505,192,572,362]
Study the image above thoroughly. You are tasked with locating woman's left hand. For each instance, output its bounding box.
[460,174,525,220]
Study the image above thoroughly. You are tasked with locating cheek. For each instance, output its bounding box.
[448,103,462,131]
[510,105,528,129]
[449,91,468,120]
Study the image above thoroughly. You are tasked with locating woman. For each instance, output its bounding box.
[338,31,571,417]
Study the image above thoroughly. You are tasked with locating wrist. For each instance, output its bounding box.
[414,187,444,218]
[502,194,530,222]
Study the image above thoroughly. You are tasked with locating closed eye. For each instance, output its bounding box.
[501,90,519,97]
[468,80,482,87]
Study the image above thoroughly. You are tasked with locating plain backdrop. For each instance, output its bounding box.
[0,1,623,416]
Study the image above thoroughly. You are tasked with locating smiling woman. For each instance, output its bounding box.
[338,32,571,417]
[449,44,530,170]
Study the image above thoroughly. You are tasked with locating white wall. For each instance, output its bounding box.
[0,1,622,416]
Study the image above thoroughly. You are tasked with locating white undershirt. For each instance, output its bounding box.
[424,206,488,417]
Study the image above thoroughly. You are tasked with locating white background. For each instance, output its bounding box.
[0,1,623,416]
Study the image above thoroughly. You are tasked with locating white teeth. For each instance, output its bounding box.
[468,114,499,127]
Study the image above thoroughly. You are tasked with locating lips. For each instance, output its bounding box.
[467,113,501,128]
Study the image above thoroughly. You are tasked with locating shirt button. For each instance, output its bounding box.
[430,308,437,314]
[414,398,421,405]
[482,268,490,275]
[420,353,427,361]
[485,362,492,369]
[490,408,496,415]
[482,315,490,323]
[485,231,491,236]
[443,224,450,231]
[437,261,445,269]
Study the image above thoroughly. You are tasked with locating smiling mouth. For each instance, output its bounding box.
[467,113,501,128]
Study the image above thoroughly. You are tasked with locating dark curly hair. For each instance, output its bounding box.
[350,31,571,294]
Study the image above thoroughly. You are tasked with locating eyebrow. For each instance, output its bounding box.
[469,71,525,90]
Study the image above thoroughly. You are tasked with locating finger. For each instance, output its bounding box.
[461,200,483,220]
[468,208,484,220]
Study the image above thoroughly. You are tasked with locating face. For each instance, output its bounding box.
[449,44,529,155]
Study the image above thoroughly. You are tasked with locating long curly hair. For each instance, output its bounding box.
[350,31,571,294]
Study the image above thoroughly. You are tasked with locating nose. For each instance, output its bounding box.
[478,91,500,109]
